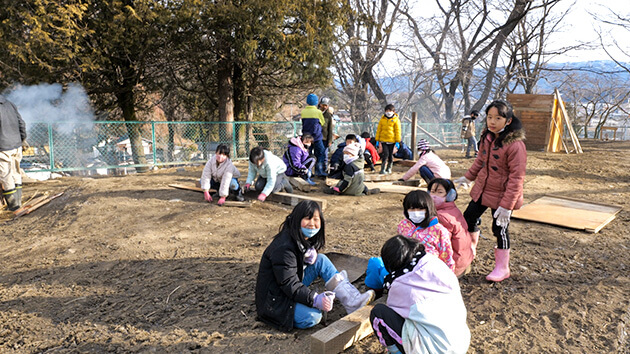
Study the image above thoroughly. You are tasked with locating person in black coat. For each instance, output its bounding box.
[255,200,375,331]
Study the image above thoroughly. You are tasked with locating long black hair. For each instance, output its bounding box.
[381,235,425,273]
[277,200,325,251]
[402,190,437,228]
[480,100,523,148]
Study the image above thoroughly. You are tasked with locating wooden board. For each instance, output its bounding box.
[363,182,421,195]
[311,304,375,354]
[288,176,314,192]
[325,252,368,283]
[364,173,403,182]
[266,192,327,211]
[393,159,417,167]
[511,195,622,233]
[392,179,423,187]
[168,184,216,193]
[220,201,252,208]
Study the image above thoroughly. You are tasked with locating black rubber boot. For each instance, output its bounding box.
[2,189,20,211]
[232,187,245,202]
[15,184,22,209]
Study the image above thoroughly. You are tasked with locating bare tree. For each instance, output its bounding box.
[333,0,403,122]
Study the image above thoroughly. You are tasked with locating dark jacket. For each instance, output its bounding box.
[0,95,27,151]
[300,106,324,141]
[394,142,413,160]
[465,130,527,211]
[255,230,315,332]
[283,137,310,176]
[336,156,366,196]
[322,109,334,144]
[330,142,346,169]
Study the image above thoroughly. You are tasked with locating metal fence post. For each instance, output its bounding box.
[48,122,55,171]
[151,121,157,166]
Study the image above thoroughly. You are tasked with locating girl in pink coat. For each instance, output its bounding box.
[454,100,526,282]
[397,190,455,272]
[427,178,473,277]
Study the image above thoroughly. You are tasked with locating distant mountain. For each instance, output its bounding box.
[374,60,630,96]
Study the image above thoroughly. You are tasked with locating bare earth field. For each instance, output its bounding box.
[1,139,629,353]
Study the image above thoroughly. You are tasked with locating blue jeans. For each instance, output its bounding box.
[209,177,239,193]
[419,165,435,183]
[293,254,338,329]
[466,136,478,156]
[312,139,327,176]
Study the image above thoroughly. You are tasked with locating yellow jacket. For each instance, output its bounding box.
[375,114,401,143]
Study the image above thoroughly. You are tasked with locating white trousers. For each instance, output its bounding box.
[0,147,22,191]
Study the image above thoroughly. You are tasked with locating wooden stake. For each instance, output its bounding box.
[311,304,375,354]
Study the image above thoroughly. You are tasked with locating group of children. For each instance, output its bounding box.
[252,99,526,353]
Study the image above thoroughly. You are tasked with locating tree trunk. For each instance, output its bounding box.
[217,37,234,146]
[117,87,149,173]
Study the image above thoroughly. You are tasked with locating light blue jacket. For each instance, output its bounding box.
[246,150,287,196]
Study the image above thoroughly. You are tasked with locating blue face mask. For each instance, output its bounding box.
[301,227,320,238]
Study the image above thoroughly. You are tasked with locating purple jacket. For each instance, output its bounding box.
[283,137,310,176]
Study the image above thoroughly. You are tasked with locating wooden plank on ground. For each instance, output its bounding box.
[511,195,622,233]
[393,159,417,167]
[168,184,216,193]
[364,173,403,182]
[392,179,423,187]
[288,176,314,192]
[221,201,252,208]
[15,192,64,217]
[363,182,420,195]
[12,194,49,216]
[311,304,375,354]
[267,192,327,211]
[325,252,369,283]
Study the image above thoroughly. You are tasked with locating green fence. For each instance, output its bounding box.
[21,120,465,174]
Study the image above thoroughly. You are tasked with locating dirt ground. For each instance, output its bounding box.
[1,139,629,353]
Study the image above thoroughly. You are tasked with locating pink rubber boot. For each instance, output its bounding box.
[486,248,510,282]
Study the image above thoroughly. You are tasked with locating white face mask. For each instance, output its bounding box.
[408,210,426,224]
[343,155,356,164]
[385,112,394,118]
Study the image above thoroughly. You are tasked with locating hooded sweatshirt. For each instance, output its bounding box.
[283,137,310,176]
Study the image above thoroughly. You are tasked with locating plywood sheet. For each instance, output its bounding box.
[512,195,622,233]
[325,252,368,283]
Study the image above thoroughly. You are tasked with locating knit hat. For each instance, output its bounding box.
[416,139,430,151]
[307,93,318,106]
[343,142,361,157]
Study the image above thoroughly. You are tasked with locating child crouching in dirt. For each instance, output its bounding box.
[200,144,244,206]
[324,143,380,196]
[427,178,473,277]
[370,236,470,354]
[245,147,292,202]
[255,200,375,331]
[365,190,454,291]
[283,134,316,186]
[399,139,451,184]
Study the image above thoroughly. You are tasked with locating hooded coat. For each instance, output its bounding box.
[283,137,310,176]
[435,201,473,276]
[375,113,401,143]
[464,130,526,210]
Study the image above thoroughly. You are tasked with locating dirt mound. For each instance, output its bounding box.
[1,140,629,353]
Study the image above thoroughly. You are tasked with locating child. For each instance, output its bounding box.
[328,134,360,180]
[245,147,293,202]
[301,93,327,177]
[427,178,473,277]
[360,132,380,172]
[375,104,401,174]
[255,201,375,331]
[397,190,455,271]
[461,109,480,158]
[370,236,470,354]
[400,139,451,183]
[283,134,316,186]
[393,141,413,160]
[454,100,526,282]
[324,143,379,196]
[200,144,244,206]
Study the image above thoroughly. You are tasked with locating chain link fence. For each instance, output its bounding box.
[21,120,467,175]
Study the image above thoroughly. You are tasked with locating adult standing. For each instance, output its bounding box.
[461,110,479,158]
[0,95,27,211]
[318,97,335,171]
[301,93,327,177]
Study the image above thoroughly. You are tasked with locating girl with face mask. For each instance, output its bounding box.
[427,178,473,277]
[255,201,375,332]
[397,190,455,272]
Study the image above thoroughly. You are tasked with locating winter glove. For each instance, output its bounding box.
[244,183,251,191]
[298,168,308,176]
[395,142,400,149]
[203,190,212,202]
[304,248,317,265]
[493,206,512,228]
[332,187,340,194]
[257,193,267,202]
[454,176,472,190]
[313,291,335,312]
[217,197,226,206]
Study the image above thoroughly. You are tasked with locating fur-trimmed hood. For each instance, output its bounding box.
[502,129,526,145]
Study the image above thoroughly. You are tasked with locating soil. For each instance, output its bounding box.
[1,140,629,353]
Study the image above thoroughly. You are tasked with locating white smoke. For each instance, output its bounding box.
[3,83,94,131]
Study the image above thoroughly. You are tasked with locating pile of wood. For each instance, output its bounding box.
[13,192,64,217]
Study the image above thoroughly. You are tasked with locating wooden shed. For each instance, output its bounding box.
[507,91,582,153]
